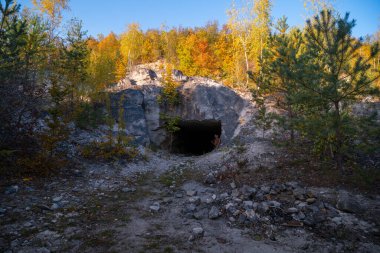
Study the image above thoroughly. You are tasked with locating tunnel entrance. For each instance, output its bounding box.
[172,120,222,156]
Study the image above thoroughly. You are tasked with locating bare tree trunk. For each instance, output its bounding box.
[244,46,249,87]
[334,101,343,173]
[260,36,263,61]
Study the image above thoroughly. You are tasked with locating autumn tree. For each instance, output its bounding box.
[213,25,235,85]
[141,29,162,63]
[161,26,179,66]
[227,0,254,87]
[88,32,120,91]
[32,0,69,36]
[118,23,144,77]
[250,0,271,71]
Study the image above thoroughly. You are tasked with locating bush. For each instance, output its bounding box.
[80,139,138,161]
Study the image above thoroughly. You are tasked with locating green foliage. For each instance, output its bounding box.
[258,10,380,172]
[73,101,105,129]
[255,103,274,138]
[0,0,94,175]
[160,114,180,134]
[80,94,138,162]
[298,10,379,170]
[158,63,180,106]
[80,139,137,161]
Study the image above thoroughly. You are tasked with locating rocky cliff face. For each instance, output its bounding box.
[109,66,254,149]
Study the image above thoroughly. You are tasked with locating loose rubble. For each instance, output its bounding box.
[1,143,379,253]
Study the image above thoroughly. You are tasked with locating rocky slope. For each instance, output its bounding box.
[1,139,379,253]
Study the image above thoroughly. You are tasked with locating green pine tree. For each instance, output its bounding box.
[297,10,380,172]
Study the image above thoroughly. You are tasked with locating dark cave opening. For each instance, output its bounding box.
[172,120,222,156]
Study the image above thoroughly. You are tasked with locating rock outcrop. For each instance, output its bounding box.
[109,65,253,149]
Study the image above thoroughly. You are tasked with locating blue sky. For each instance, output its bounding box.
[17,0,380,38]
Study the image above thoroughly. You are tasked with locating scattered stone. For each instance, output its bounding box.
[186,190,197,197]
[52,196,63,202]
[209,206,220,219]
[220,192,229,199]
[162,197,172,204]
[260,186,270,194]
[285,182,299,189]
[184,203,197,213]
[5,185,19,194]
[268,200,281,208]
[149,202,160,212]
[238,213,247,223]
[297,202,307,210]
[188,196,201,205]
[193,209,207,220]
[205,173,216,184]
[36,230,60,241]
[201,196,214,204]
[189,227,204,241]
[296,211,306,220]
[336,191,363,214]
[306,198,316,204]
[51,203,59,210]
[255,192,265,201]
[257,202,269,214]
[293,188,306,200]
[243,201,254,209]
[331,216,342,224]
[233,197,242,203]
[287,207,298,214]
[244,209,258,222]
[65,212,79,218]
[231,189,240,198]
[225,203,236,215]
[122,187,136,193]
[240,185,256,198]
[230,182,237,189]
[23,221,33,227]
[175,193,183,198]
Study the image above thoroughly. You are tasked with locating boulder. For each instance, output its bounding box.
[336,190,364,214]
[129,67,157,85]
[172,69,188,82]
[208,206,221,219]
[110,89,150,145]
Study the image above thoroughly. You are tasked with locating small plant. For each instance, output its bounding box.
[73,101,106,129]
[158,63,180,107]
[160,114,181,151]
[80,139,138,161]
[254,97,274,138]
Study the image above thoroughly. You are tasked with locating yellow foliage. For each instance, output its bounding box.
[119,23,144,73]
[32,0,69,25]
[87,32,120,91]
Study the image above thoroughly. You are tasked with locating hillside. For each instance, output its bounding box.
[1,0,380,252]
